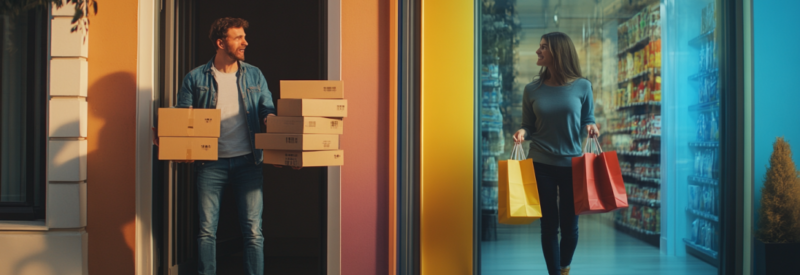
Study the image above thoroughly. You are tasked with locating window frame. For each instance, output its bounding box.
[0,6,49,221]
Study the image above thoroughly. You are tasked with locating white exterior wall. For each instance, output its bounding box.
[0,2,89,275]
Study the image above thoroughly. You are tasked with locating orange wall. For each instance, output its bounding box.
[86,0,138,274]
[341,0,391,274]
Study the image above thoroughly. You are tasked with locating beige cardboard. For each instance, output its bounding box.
[255,133,339,150]
[266,116,343,134]
[277,99,348,118]
[159,137,218,160]
[280,80,344,99]
[158,108,221,137]
[262,150,344,167]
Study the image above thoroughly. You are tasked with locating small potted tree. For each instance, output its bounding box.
[755,137,800,275]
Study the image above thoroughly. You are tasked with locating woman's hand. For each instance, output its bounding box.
[587,124,600,138]
[513,129,527,143]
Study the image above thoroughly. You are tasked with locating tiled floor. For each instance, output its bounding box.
[481,214,717,275]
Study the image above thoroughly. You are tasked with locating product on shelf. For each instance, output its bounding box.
[481,186,498,210]
[693,150,717,178]
[701,2,717,34]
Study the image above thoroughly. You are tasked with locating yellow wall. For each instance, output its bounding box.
[420,0,474,274]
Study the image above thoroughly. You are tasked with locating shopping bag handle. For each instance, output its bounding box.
[509,142,527,160]
[593,137,604,153]
[583,137,604,154]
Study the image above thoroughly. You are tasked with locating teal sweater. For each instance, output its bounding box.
[521,78,596,167]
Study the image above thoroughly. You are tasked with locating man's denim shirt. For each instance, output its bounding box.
[176,57,276,165]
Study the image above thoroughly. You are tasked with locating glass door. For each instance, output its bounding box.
[661,0,724,265]
[477,0,734,273]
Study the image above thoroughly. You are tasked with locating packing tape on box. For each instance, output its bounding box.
[187,108,195,134]
[186,149,192,160]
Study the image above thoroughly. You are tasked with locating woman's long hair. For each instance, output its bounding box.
[536,32,583,86]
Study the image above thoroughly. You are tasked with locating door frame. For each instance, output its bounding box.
[135,0,343,274]
[394,0,748,274]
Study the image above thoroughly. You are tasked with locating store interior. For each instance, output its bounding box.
[479,0,723,273]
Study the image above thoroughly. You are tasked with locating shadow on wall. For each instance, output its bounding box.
[87,71,137,274]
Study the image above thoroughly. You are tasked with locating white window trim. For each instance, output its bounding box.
[327,1,342,275]
[135,0,156,274]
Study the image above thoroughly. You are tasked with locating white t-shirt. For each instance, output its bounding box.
[212,65,252,158]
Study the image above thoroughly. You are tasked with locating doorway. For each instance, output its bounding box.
[155,0,328,274]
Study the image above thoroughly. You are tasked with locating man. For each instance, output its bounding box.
[174,17,274,275]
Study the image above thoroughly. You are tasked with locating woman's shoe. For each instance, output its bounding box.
[560,266,570,275]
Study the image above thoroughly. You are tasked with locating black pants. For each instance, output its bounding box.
[534,162,579,275]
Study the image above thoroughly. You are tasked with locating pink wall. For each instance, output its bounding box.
[341,0,390,274]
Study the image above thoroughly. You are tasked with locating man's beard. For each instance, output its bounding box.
[226,47,245,61]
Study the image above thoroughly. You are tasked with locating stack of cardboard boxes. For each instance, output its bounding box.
[256,80,346,167]
[158,108,221,160]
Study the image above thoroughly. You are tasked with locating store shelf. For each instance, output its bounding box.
[614,220,660,235]
[605,129,632,135]
[687,208,719,222]
[689,68,719,81]
[632,134,661,140]
[618,36,651,56]
[628,197,661,207]
[617,150,660,157]
[689,30,715,48]
[622,172,661,184]
[615,101,661,111]
[688,176,718,186]
[683,238,719,259]
[617,71,649,85]
[688,100,720,112]
[482,180,498,187]
[481,151,504,156]
[688,141,719,148]
[614,220,660,248]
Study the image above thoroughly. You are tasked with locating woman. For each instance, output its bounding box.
[512,32,600,275]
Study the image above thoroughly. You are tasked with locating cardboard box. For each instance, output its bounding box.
[255,133,339,150]
[159,137,218,160]
[277,99,347,118]
[158,108,221,137]
[280,80,344,99]
[266,116,343,134]
[262,150,344,167]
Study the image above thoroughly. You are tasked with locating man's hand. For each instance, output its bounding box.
[264,113,276,128]
[152,127,159,146]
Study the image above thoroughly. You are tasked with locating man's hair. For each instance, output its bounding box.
[209,17,249,48]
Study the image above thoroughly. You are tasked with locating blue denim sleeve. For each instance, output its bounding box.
[176,74,194,108]
[257,72,276,121]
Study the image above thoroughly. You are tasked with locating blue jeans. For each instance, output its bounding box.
[196,154,264,275]
[534,162,579,275]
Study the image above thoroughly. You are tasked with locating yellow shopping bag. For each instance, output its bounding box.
[497,143,542,225]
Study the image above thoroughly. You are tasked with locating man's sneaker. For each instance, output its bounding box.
[560,266,571,275]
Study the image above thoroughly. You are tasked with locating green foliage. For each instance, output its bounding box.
[0,0,97,37]
[757,137,800,243]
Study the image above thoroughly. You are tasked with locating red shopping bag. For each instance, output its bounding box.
[572,138,606,215]
[593,139,629,211]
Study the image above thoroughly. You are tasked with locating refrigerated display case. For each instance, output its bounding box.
[661,0,723,266]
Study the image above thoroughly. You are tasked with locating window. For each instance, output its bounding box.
[0,7,48,220]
